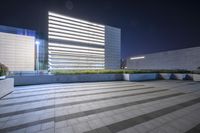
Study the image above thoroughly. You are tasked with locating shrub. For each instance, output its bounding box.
[51,69,191,75]
[51,69,124,75]
[0,63,8,76]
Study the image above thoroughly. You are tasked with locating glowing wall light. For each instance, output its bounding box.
[130,56,145,60]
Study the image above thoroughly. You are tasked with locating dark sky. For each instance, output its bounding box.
[0,0,200,59]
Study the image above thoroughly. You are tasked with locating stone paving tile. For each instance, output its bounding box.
[41,121,54,130]
[88,118,105,130]
[8,128,26,133]
[55,126,74,133]
[35,128,54,133]
[55,121,68,129]
[25,124,41,133]
[72,122,91,133]
[0,81,200,133]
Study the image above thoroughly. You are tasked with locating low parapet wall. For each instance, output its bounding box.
[0,78,14,98]
[12,74,123,86]
[10,73,197,86]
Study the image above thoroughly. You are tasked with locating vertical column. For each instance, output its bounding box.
[105,26,121,69]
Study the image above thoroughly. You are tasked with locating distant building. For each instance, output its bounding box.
[0,12,121,72]
[48,12,121,70]
[0,25,47,71]
[126,47,200,70]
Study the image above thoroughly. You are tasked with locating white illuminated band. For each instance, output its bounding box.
[49,51,104,57]
[48,32,104,43]
[49,20,104,34]
[49,28,104,40]
[49,47,104,54]
[49,43,104,51]
[49,56,104,61]
[49,62,104,66]
[49,60,104,64]
[49,54,104,59]
[130,56,145,60]
[49,53,105,58]
[49,36,104,45]
[49,66,104,70]
[50,62,105,66]
[49,16,104,31]
[49,24,104,37]
[49,51,105,57]
[49,12,104,28]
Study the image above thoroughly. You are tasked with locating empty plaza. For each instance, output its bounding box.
[0,80,200,133]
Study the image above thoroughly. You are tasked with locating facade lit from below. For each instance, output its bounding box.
[48,12,121,70]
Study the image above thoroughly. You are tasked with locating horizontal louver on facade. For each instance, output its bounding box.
[48,12,105,70]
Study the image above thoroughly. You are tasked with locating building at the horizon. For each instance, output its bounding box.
[0,25,47,71]
[48,12,121,70]
[0,25,35,71]
[126,46,200,70]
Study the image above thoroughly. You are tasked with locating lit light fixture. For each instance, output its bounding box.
[130,56,145,60]
[35,40,40,45]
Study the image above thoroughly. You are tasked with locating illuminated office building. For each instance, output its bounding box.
[48,12,121,70]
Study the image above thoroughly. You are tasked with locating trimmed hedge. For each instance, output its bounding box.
[51,69,192,75]
[51,70,124,75]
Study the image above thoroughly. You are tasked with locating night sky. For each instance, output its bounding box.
[0,0,200,59]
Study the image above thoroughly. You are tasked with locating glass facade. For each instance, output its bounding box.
[35,39,48,70]
[0,25,36,37]
[48,12,105,70]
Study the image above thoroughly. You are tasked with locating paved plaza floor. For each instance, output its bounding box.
[0,80,200,133]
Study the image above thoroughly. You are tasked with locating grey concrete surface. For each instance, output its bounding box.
[0,80,200,133]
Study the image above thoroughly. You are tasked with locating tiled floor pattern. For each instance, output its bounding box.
[0,80,200,133]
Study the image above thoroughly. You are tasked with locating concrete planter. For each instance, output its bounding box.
[12,74,123,86]
[0,78,14,98]
[193,74,200,81]
[159,73,172,80]
[123,73,158,81]
[172,73,193,80]
[0,76,6,80]
[173,73,187,80]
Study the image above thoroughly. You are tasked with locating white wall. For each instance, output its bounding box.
[126,47,200,70]
[0,32,35,71]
